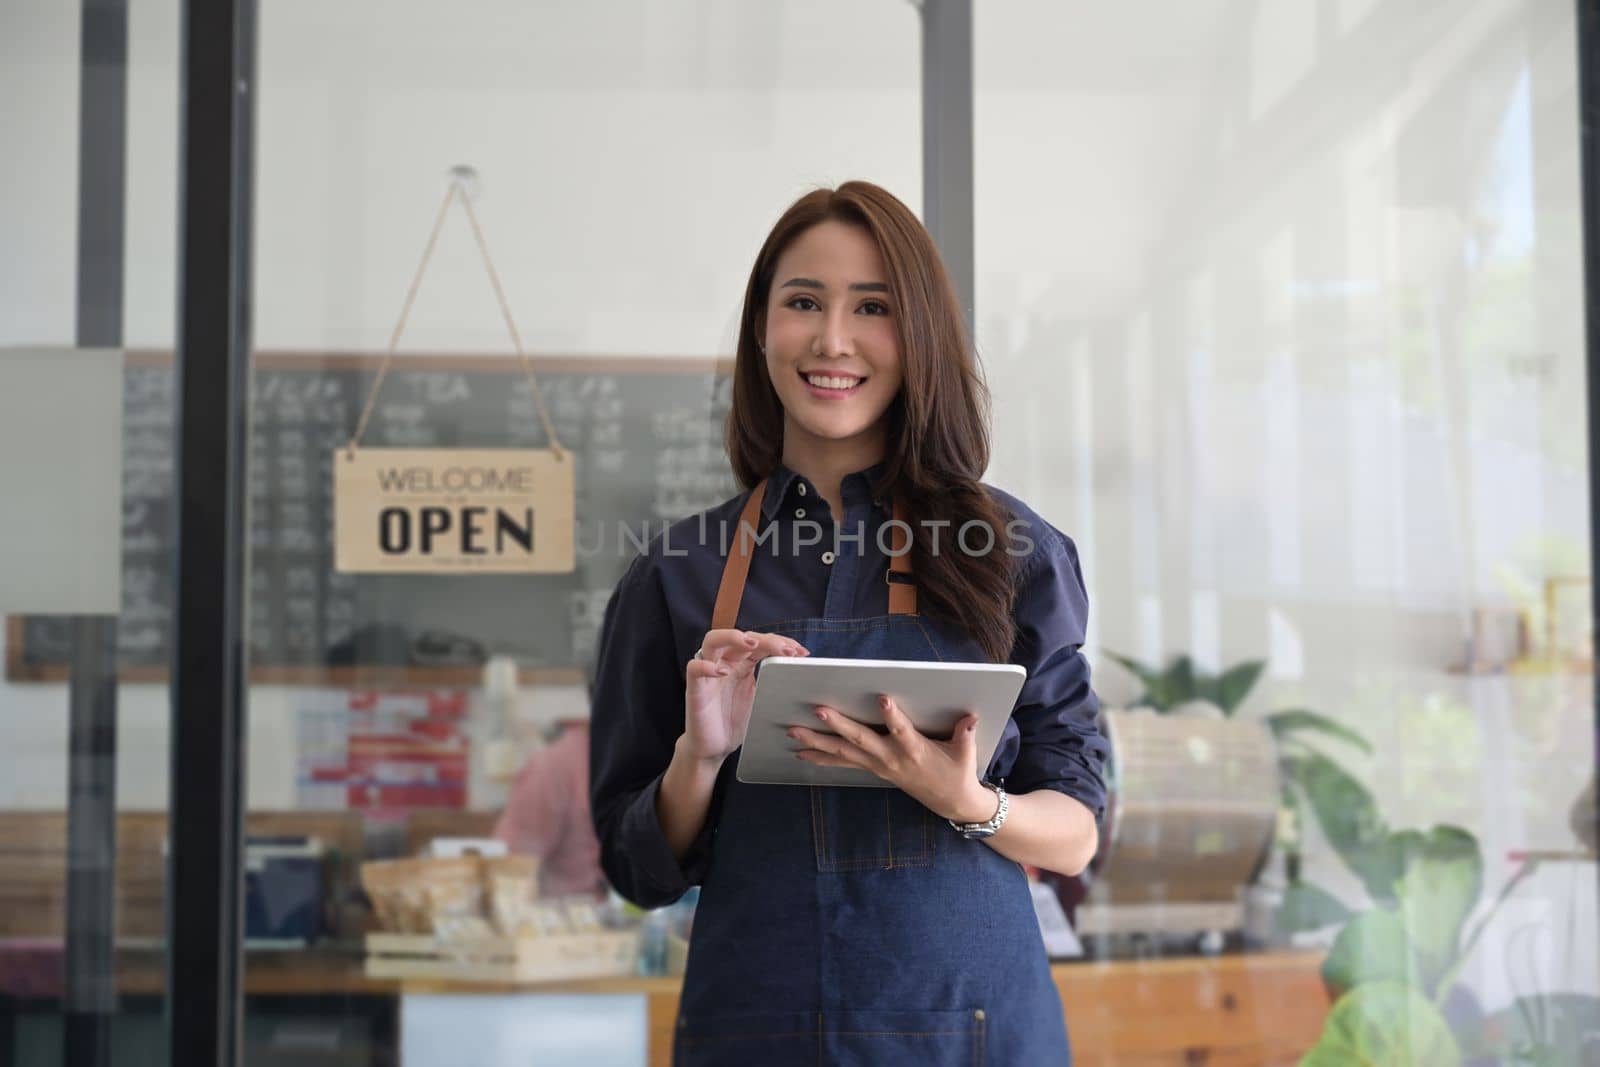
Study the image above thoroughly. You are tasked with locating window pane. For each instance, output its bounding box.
[978,1,1594,1062]
[244,4,919,1065]
[1,0,178,1063]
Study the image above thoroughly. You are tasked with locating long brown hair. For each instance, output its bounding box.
[726,181,1017,662]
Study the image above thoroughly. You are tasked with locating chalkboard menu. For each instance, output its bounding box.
[5,352,736,684]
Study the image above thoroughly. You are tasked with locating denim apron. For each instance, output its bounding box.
[673,479,1072,1066]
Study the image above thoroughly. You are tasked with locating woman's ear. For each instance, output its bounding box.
[751,314,766,353]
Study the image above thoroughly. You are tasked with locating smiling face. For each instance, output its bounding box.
[758,219,905,470]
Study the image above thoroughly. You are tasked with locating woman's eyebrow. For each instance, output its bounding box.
[778,277,889,294]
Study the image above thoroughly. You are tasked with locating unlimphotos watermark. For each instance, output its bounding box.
[570,517,1037,560]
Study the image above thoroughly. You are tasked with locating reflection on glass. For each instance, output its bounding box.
[2,1,177,1064]
[978,0,1593,1062]
[244,3,920,1065]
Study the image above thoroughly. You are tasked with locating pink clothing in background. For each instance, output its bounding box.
[493,722,605,898]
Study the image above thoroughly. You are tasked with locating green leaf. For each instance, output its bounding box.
[1321,908,1416,996]
[1214,660,1267,714]
[1106,652,1167,709]
[1106,652,1207,712]
[1300,981,1461,1067]
[1277,880,1353,934]
[1442,858,1542,1007]
[1105,651,1156,684]
[1350,834,1416,907]
[1395,825,1482,998]
[1147,655,1198,711]
[1282,749,1394,899]
[1268,709,1375,755]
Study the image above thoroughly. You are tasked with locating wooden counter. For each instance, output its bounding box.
[100,946,1328,1065]
[0,944,1340,1065]
[1055,952,1329,1067]
[421,950,1331,1066]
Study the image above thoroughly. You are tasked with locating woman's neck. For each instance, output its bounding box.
[780,420,887,522]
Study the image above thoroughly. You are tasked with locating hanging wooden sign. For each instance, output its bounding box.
[334,168,576,576]
[334,448,574,574]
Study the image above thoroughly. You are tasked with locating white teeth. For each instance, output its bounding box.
[805,374,863,390]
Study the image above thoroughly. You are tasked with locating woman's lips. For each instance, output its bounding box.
[800,370,866,397]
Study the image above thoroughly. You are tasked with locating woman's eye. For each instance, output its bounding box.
[859,301,889,316]
[787,295,820,311]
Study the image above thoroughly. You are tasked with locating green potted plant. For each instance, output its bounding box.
[1292,810,1546,1064]
[1107,652,1374,936]
[1110,653,1589,1065]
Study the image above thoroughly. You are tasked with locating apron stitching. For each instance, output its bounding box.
[810,786,825,868]
[678,1030,818,1046]
[681,1023,980,1045]
[817,855,933,871]
[752,617,902,635]
[832,1030,979,1036]
[828,1029,978,1037]
[814,796,939,869]
[883,794,894,869]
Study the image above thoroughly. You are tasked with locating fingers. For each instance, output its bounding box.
[933,713,982,776]
[697,629,807,668]
[744,632,808,661]
[807,705,892,765]
[697,629,760,664]
[800,697,935,775]
[788,726,866,769]
[686,657,732,681]
[955,713,979,752]
[877,695,921,746]
[690,630,806,681]
[793,748,851,768]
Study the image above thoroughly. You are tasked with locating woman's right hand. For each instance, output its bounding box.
[682,629,808,763]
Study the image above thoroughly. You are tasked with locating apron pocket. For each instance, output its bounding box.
[674,1010,818,1067]
[823,1008,987,1066]
[676,1008,988,1067]
[811,785,939,873]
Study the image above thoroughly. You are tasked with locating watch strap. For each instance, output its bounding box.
[948,780,1008,837]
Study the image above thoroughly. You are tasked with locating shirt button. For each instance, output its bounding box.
[821,551,836,565]
[797,482,808,496]
[795,507,806,519]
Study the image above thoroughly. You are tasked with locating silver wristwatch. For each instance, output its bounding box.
[948,780,1008,839]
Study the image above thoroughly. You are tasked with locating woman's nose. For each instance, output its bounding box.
[813,308,855,359]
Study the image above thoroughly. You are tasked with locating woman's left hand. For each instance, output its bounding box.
[788,696,998,825]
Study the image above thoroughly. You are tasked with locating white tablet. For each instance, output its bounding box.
[735,656,1027,788]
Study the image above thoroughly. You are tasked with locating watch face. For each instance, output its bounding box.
[961,827,997,839]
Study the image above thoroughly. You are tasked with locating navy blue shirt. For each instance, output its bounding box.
[588,462,1110,908]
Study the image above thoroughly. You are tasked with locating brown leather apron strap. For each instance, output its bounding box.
[711,478,768,631]
[886,498,917,615]
[710,476,919,631]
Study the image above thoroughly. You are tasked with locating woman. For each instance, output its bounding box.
[493,713,606,899]
[589,180,1108,1064]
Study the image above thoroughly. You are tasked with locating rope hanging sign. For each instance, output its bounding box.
[334,167,576,574]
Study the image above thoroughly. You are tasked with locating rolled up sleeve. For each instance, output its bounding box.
[990,531,1110,822]
[588,554,714,908]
